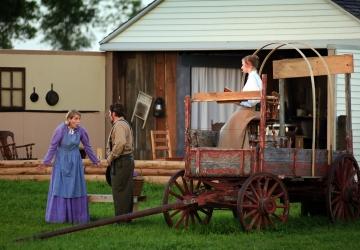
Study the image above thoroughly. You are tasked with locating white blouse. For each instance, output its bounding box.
[240,70,262,107]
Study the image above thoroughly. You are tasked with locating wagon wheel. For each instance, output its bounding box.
[327,154,360,222]
[237,173,289,231]
[163,170,213,228]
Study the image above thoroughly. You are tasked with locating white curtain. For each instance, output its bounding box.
[191,67,243,130]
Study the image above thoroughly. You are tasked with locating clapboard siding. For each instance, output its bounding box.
[336,49,360,160]
[109,0,360,44]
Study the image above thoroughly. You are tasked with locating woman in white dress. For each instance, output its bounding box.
[218,55,262,149]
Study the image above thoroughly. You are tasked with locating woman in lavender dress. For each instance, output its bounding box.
[42,110,100,224]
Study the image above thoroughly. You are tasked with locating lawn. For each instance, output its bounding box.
[1,179,360,250]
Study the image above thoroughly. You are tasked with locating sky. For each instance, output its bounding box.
[13,0,154,51]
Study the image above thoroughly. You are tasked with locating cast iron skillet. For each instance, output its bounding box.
[30,87,39,102]
[45,83,59,106]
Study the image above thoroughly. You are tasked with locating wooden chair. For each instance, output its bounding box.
[0,131,36,160]
[150,130,173,160]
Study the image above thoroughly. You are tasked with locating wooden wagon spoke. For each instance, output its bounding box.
[244,192,258,204]
[271,191,285,200]
[256,178,263,197]
[266,214,274,227]
[243,208,257,220]
[174,180,185,195]
[170,209,181,218]
[267,182,279,196]
[169,190,184,200]
[346,170,356,184]
[342,161,351,183]
[248,213,259,230]
[335,167,343,183]
[242,203,258,208]
[193,211,203,224]
[331,195,341,206]
[198,208,211,216]
[190,179,194,193]
[181,177,190,194]
[256,216,262,230]
[263,177,270,195]
[331,190,341,195]
[195,180,201,191]
[339,202,345,220]
[262,215,269,228]
[249,184,260,200]
[332,200,341,218]
[175,212,186,229]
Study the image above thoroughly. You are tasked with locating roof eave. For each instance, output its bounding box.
[329,0,360,25]
[99,39,360,52]
[99,0,164,44]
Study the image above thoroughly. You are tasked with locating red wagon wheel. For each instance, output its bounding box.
[162,170,213,229]
[237,173,289,231]
[327,154,360,222]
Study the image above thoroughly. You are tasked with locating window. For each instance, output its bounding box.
[0,68,25,111]
[191,67,243,129]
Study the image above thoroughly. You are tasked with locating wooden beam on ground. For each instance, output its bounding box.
[87,194,146,203]
[143,176,170,184]
[192,91,261,102]
[273,54,354,79]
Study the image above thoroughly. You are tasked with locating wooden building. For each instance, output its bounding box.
[100,0,360,160]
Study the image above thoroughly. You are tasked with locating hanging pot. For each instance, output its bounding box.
[45,83,59,106]
[30,87,39,102]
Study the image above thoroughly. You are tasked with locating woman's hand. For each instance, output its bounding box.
[37,164,49,172]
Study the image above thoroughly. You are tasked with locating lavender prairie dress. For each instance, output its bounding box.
[43,123,99,224]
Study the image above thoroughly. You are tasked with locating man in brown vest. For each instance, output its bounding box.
[106,103,134,218]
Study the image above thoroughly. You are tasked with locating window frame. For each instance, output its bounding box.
[0,67,26,111]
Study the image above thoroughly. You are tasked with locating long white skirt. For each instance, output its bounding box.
[218,106,257,149]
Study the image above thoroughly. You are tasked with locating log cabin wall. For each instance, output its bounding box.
[113,52,178,159]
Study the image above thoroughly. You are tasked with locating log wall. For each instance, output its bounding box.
[0,159,184,184]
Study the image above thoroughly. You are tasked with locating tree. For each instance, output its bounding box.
[0,0,142,50]
[0,0,39,49]
[40,0,142,50]
[40,0,99,50]
[92,0,142,46]
[98,0,142,29]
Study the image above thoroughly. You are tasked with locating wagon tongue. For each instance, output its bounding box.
[16,201,188,241]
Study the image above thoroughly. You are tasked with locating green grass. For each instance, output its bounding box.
[1,180,360,250]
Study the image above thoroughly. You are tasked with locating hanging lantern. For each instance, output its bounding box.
[153,97,165,118]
